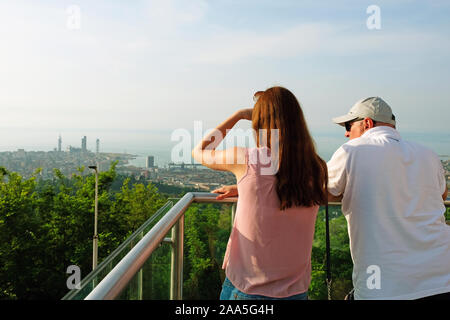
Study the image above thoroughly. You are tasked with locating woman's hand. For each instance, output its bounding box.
[253,91,264,102]
[212,185,239,200]
[235,108,253,121]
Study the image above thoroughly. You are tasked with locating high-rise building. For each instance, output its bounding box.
[96,139,100,154]
[146,156,154,168]
[58,134,62,152]
[82,136,87,152]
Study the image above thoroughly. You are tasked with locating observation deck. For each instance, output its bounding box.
[61,193,450,300]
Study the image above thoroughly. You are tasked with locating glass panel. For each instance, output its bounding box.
[182,202,233,300]
[62,201,173,300]
[117,230,172,300]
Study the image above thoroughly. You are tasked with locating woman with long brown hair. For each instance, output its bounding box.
[192,86,328,300]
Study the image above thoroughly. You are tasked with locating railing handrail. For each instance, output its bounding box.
[83,194,449,300]
[85,193,237,300]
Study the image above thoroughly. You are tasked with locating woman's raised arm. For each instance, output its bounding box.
[191,109,252,173]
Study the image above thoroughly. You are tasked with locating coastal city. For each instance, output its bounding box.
[0,136,236,192]
[0,136,449,195]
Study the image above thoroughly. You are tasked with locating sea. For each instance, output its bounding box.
[126,131,450,168]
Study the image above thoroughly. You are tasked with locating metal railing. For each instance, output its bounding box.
[84,192,237,300]
[66,195,449,300]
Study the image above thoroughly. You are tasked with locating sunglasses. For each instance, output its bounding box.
[344,118,364,132]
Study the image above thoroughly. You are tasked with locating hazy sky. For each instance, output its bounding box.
[0,0,449,155]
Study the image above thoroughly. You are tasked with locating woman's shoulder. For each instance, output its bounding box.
[248,146,272,165]
[233,146,274,169]
[232,147,263,161]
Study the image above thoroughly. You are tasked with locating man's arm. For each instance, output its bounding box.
[443,185,448,201]
[327,146,348,204]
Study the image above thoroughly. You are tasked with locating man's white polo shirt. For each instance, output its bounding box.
[327,126,449,300]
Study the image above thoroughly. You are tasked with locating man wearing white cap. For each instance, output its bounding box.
[328,96,449,300]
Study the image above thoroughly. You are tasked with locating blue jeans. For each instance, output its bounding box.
[219,277,308,300]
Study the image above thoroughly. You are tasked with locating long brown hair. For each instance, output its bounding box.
[252,86,328,210]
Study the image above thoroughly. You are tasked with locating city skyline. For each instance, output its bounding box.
[51,134,102,153]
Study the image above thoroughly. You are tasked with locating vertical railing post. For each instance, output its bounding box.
[170,215,184,300]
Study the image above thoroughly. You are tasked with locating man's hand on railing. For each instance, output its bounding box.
[212,185,238,200]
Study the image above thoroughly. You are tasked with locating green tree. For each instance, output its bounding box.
[0,162,168,299]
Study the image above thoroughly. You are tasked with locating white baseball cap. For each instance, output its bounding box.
[332,97,396,126]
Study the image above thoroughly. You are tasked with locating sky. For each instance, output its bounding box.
[0,0,449,160]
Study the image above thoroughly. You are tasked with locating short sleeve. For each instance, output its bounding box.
[327,146,348,197]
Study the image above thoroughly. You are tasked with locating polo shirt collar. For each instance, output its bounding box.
[361,126,401,141]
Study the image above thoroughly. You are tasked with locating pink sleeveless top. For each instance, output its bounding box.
[222,147,318,298]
